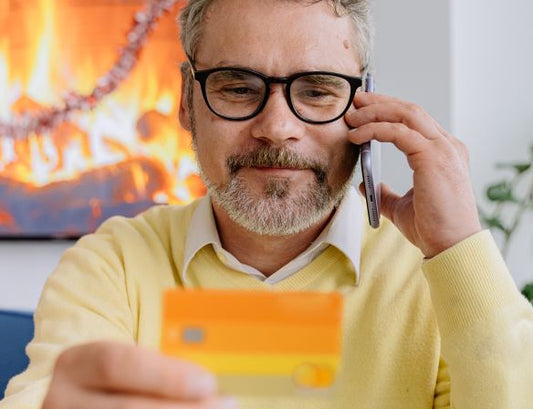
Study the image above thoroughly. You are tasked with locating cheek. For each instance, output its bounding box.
[317,124,358,180]
[192,114,251,178]
[317,123,352,162]
[192,120,225,179]
[329,143,358,178]
[195,132,227,178]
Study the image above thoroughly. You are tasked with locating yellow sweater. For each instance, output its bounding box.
[2,200,533,408]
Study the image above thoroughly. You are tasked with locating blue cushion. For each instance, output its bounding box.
[0,310,34,399]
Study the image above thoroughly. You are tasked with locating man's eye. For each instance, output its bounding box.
[300,88,332,98]
[222,86,258,96]
[214,85,263,102]
[296,87,339,102]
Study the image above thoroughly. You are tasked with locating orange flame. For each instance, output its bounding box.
[0,0,205,204]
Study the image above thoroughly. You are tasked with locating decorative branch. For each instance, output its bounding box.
[0,0,181,141]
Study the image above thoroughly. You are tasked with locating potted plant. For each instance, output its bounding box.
[478,143,533,304]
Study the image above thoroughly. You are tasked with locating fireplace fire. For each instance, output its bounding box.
[0,0,206,237]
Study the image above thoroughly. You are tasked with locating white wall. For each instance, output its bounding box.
[1,0,531,311]
[451,0,533,288]
[373,0,451,194]
[0,241,69,311]
[374,0,532,288]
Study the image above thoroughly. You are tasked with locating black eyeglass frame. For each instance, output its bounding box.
[189,64,363,125]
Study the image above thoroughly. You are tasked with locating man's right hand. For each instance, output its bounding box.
[42,341,239,409]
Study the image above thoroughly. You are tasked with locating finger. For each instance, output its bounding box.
[55,342,217,400]
[45,387,238,409]
[352,91,407,107]
[355,92,459,142]
[434,120,453,138]
[347,100,442,141]
[378,183,403,224]
[90,394,239,409]
[348,122,428,158]
[359,182,407,230]
[358,181,365,196]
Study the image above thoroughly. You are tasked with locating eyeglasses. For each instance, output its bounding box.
[189,64,362,124]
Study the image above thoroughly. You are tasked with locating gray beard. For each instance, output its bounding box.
[208,171,343,236]
[200,145,355,237]
[188,101,356,237]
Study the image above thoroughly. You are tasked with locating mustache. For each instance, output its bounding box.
[226,146,327,183]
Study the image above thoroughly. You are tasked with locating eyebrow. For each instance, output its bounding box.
[298,74,347,87]
[210,70,258,81]
[210,60,248,69]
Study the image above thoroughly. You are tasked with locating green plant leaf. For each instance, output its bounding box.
[522,283,533,304]
[495,162,531,174]
[480,215,508,234]
[486,181,515,202]
[515,163,532,173]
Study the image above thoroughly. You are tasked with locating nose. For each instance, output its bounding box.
[249,85,306,145]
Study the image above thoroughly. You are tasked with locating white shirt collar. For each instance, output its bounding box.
[182,186,364,285]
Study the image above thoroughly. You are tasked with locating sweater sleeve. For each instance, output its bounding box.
[0,223,136,409]
[422,230,533,409]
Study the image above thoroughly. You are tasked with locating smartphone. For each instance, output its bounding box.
[361,73,381,228]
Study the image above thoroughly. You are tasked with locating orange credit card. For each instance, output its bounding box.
[161,289,343,396]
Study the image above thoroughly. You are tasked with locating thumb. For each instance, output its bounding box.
[377,183,403,224]
[358,182,403,224]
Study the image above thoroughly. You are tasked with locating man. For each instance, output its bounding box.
[2,0,532,408]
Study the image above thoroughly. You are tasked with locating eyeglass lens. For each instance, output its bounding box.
[204,70,352,122]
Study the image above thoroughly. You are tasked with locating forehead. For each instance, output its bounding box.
[195,0,361,75]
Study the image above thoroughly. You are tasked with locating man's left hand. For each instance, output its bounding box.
[346,92,482,258]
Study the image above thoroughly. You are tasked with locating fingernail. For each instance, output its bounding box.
[188,372,217,396]
[219,396,239,409]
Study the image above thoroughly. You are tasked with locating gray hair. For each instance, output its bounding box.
[179,0,373,71]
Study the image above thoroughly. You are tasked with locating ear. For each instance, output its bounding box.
[178,65,192,131]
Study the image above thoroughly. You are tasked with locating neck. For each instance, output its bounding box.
[212,200,334,277]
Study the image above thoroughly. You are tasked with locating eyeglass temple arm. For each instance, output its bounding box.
[184,54,197,76]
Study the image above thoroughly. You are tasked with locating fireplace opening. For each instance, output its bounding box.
[0,0,206,238]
